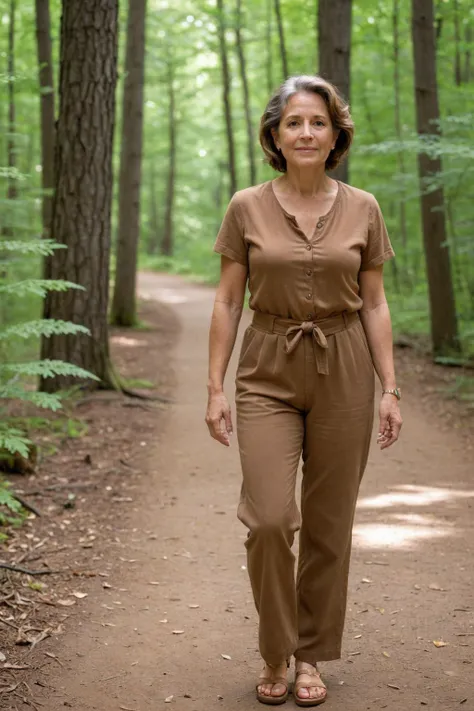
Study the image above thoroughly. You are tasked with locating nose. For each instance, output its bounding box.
[301,120,312,139]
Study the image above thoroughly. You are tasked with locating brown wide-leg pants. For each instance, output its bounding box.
[235,310,375,667]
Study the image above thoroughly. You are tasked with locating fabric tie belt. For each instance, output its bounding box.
[251,310,359,375]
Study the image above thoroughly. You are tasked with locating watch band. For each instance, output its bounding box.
[382,388,401,400]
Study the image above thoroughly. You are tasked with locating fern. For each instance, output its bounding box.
[0,279,84,297]
[1,239,65,256]
[0,319,90,340]
[0,360,99,381]
[0,425,31,459]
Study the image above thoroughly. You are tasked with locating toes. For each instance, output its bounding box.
[271,683,286,698]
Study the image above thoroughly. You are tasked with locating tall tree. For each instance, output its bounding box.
[392,0,409,255]
[35,0,55,281]
[40,0,119,392]
[6,0,17,204]
[453,0,462,85]
[217,0,237,198]
[111,0,147,326]
[318,0,352,183]
[412,0,460,355]
[235,0,256,186]
[161,60,176,257]
[274,0,288,79]
[265,0,273,94]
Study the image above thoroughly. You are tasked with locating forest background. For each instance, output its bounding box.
[0,0,473,505]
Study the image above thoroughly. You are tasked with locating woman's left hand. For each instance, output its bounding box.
[377,394,402,449]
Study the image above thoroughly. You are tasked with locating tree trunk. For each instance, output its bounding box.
[235,0,256,186]
[111,0,147,326]
[393,0,409,264]
[412,0,460,355]
[147,161,161,255]
[318,0,352,183]
[40,0,119,392]
[266,0,273,94]
[453,0,462,85]
[161,61,176,257]
[274,0,288,79]
[7,0,16,204]
[217,0,237,199]
[35,0,56,287]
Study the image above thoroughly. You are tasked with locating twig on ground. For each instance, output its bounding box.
[0,618,19,631]
[0,564,65,576]
[12,494,41,517]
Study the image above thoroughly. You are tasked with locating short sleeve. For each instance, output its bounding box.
[360,198,395,271]
[213,195,248,266]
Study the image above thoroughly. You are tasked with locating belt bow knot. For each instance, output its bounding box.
[284,320,329,375]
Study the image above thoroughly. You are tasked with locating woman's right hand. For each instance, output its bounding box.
[205,391,233,447]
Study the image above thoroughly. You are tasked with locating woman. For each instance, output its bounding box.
[205,75,402,707]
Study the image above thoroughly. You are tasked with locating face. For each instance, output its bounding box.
[271,92,338,170]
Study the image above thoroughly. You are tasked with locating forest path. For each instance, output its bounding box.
[35,272,473,711]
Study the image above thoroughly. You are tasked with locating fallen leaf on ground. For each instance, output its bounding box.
[361,578,372,584]
[172,630,184,635]
[102,582,112,589]
[72,592,88,599]
[57,599,76,607]
[160,619,168,624]
[0,652,5,662]
[429,583,446,592]
[188,604,200,609]
[354,634,362,639]
[348,652,361,656]
[388,683,400,690]
[383,651,391,658]
[433,640,448,648]
[165,695,174,703]
[221,654,232,660]
[119,706,138,710]
[149,581,160,586]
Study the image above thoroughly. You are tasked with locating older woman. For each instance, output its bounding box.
[206,75,402,707]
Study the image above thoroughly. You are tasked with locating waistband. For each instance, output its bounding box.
[251,310,359,375]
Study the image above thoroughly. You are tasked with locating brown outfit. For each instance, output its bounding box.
[213,180,395,666]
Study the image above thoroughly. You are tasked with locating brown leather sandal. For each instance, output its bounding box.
[256,660,290,705]
[294,664,327,707]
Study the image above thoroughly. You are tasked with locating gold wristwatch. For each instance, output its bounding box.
[382,388,401,400]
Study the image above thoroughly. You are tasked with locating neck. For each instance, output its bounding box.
[282,168,332,197]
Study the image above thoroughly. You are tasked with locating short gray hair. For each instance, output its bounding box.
[259,75,354,172]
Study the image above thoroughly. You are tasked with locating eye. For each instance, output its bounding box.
[287,120,298,127]
[314,120,325,127]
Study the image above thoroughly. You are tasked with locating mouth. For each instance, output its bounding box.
[296,148,317,152]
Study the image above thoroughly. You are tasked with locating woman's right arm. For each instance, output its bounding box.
[206,256,248,446]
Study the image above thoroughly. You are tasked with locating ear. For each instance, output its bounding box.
[332,129,340,150]
[271,127,280,151]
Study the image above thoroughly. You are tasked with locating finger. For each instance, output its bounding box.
[224,409,233,436]
[208,417,230,447]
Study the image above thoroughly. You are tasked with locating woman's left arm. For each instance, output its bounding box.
[359,265,402,450]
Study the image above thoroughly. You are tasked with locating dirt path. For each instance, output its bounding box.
[31,272,473,711]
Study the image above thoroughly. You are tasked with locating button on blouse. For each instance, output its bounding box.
[213,180,395,321]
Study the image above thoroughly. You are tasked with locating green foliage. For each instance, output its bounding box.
[0,477,25,530]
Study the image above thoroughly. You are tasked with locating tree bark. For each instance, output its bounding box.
[161,61,176,257]
[266,0,273,95]
[147,161,161,255]
[235,0,256,186]
[393,0,409,256]
[274,0,288,79]
[217,0,237,198]
[7,0,17,203]
[318,0,352,183]
[111,0,147,326]
[453,0,462,85]
[35,0,56,287]
[40,0,119,391]
[412,0,460,355]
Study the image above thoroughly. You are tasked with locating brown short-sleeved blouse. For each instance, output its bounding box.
[213,180,395,321]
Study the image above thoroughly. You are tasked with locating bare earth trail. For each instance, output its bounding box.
[35,272,473,711]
